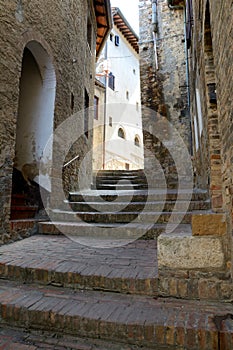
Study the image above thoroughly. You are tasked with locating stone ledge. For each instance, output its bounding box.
[192,212,227,236]
[158,232,224,269]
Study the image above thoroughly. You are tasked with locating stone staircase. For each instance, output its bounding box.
[0,170,232,349]
[39,169,211,242]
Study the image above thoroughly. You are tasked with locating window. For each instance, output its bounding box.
[118,128,125,139]
[115,35,120,46]
[133,69,136,75]
[87,17,92,51]
[136,102,139,111]
[71,93,74,111]
[94,96,99,120]
[125,163,129,170]
[110,33,114,41]
[84,89,89,138]
[108,72,115,90]
[126,91,129,100]
[134,136,140,147]
[109,116,112,127]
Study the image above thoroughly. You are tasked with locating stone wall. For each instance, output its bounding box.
[189,0,232,224]
[0,0,97,243]
[139,0,192,185]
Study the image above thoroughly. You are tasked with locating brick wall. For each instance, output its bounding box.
[189,0,232,276]
[0,0,96,242]
[189,0,232,223]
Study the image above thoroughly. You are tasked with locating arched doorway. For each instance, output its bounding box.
[11,41,56,220]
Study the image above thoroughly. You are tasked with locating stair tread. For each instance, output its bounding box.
[0,235,158,294]
[0,279,232,342]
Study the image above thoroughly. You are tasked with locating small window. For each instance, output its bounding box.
[71,93,74,111]
[126,91,129,100]
[136,102,139,111]
[134,136,140,147]
[125,163,129,170]
[94,96,99,120]
[84,89,89,138]
[133,69,136,75]
[110,33,114,41]
[108,72,115,90]
[118,128,125,139]
[109,116,112,127]
[115,35,120,46]
[87,17,92,51]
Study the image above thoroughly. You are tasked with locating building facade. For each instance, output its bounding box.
[94,7,143,170]
[0,0,111,243]
[139,0,233,300]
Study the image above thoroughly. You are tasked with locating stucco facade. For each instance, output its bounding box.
[94,8,143,170]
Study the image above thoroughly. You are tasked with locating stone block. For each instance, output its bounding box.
[158,232,224,269]
[192,213,227,236]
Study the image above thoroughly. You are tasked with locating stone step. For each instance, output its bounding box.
[67,200,210,212]
[68,189,208,203]
[50,210,192,224]
[11,193,27,205]
[0,235,157,295]
[0,279,232,349]
[10,205,38,220]
[38,221,191,240]
[95,183,148,190]
[94,169,145,176]
[94,177,148,185]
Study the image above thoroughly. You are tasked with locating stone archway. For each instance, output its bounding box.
[11,40,56,219]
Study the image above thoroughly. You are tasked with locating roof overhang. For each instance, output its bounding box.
[94,0,113,59]
[112,7,139,54]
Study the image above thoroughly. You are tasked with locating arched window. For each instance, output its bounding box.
[134,136,140,147]
[118,128,125,139]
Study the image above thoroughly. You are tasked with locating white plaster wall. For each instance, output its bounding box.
[93,84,106,170]
[15,43,56,191]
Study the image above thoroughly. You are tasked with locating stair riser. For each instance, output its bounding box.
[69,192,208,203]
[68,201,210,212]
[0,303,171,348]
[50,212,192,224]
[38,223,164,239]
[0,264,157,296]
[95,184,148,190]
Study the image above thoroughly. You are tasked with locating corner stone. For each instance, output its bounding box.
[192,213,227,236]
[158,232,224,269]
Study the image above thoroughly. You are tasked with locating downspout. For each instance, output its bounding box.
[152,0,158,70]
[102,42,108,170]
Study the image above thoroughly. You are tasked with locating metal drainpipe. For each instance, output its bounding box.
[102,42,108,170]
[152,0,159,70]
